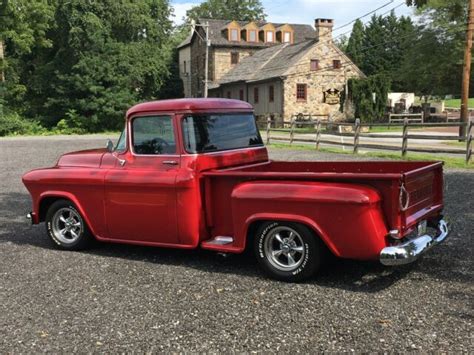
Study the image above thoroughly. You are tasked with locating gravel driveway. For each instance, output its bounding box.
[0,135,472,352]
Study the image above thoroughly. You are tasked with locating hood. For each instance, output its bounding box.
[57,148,107,168]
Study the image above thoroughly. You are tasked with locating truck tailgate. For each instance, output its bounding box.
[400,162,444,233]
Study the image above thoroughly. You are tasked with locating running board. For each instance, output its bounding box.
[201,236,244,253]
[202,236,233,246]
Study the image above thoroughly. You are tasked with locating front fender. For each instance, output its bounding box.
[23,167,107,238]
[231,181,388,260]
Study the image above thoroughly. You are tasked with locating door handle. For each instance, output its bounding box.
[162,160,178,165]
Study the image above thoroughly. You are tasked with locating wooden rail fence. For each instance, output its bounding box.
[265,117,473,164]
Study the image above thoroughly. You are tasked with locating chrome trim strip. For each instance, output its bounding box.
[380,219,449,266]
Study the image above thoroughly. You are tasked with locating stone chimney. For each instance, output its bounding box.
[315,18,334,42]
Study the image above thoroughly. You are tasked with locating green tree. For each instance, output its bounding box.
[0,0,55,115]
[27,0,175,131]
[186,0,266,22]
[401,0,468,96]
[360,15,389,76]
[345,19,364,68]
[348,74,390,122]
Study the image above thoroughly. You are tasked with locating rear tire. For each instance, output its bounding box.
[253,221,322,282]
[45,200,93,250]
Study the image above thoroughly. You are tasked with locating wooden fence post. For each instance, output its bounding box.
[266,116,271,145]
[315,119,321,150]
[466,121,473,164]
[290,116,295,145]
[353,118,360,154]
[402,118,408,157]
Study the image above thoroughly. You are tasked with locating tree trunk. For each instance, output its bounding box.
[0,40,4,82]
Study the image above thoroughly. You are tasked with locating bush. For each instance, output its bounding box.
[52,110,87,134]
[0,113,47,136]
[348,74,390,123]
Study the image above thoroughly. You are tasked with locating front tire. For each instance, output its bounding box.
[254,221,322,282]
[45,200,93,250]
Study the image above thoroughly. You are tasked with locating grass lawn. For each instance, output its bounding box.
[443,98,474,108]
[269,143,473,170]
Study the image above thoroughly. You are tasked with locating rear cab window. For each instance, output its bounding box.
[182,113,263,153]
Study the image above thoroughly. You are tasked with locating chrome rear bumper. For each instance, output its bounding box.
[380,219,449,266]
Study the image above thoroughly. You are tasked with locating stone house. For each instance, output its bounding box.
[178,18,364,121]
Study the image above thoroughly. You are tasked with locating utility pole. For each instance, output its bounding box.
[460,0,474,137]
[204,21,209,98]
[190,20,210,98]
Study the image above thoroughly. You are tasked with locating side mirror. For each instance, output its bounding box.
[106,139,114,153]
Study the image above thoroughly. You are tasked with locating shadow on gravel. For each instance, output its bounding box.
[0,182,471,295]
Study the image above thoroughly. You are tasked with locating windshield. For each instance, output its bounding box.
[182,113,263,153]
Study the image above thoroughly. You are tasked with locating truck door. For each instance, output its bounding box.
[104,114,180,244]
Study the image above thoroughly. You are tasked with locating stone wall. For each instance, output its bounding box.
[213,48,255,82]
[282,41,363,121]
[188,28,259,97]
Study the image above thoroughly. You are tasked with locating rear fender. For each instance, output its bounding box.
[243,213,337,255]
[231,181,388,259]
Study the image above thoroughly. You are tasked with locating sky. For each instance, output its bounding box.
[171,0,413,36]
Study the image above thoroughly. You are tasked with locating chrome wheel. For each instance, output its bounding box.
[51,207,83,244]
[263,226,306,271]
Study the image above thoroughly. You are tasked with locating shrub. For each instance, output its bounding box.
[0,113,47,136]
[52,110,87,134]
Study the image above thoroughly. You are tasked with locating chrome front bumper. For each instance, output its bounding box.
[380,219,449,266]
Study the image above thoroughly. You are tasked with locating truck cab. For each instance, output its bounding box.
[23,99,450,282]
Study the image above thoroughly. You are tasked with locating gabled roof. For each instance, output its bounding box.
[177,19,315,49]
[218,39,317,84]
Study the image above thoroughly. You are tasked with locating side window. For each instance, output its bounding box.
[132,116,176,155]
[115,127,127,152]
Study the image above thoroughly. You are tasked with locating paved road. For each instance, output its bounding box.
[0,135,472,352]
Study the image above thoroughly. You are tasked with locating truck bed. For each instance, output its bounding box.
[203,160,444,238]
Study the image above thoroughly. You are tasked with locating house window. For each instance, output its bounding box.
[333,60,342,69]
[248,30,257,42]
[266,31,274,43]
[183,60,187,74]
[239,89,244,101]
[296,84,307,102]
[254,87,259,103]
[227,91,231,99]
[230,28,239,41]
[310,59,319,71]
[283,32,291,43]
[231,52,239,65]
[269,85,274,102]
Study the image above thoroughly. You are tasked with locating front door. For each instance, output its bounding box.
[104,114,180,245]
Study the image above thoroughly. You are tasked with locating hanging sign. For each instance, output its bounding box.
[324,89,340,105]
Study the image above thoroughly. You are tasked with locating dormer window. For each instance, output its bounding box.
[248,30,257,42]
[230,28,239,41]
[224,21,241,42]
[243,21,259,42]
[266,31,274,43]
[259,23,276,43]
[276,24,294,44]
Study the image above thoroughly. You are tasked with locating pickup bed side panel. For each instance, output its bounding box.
[230,181,388,260]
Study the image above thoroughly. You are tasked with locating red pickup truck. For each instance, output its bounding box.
[23,99,449,282]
